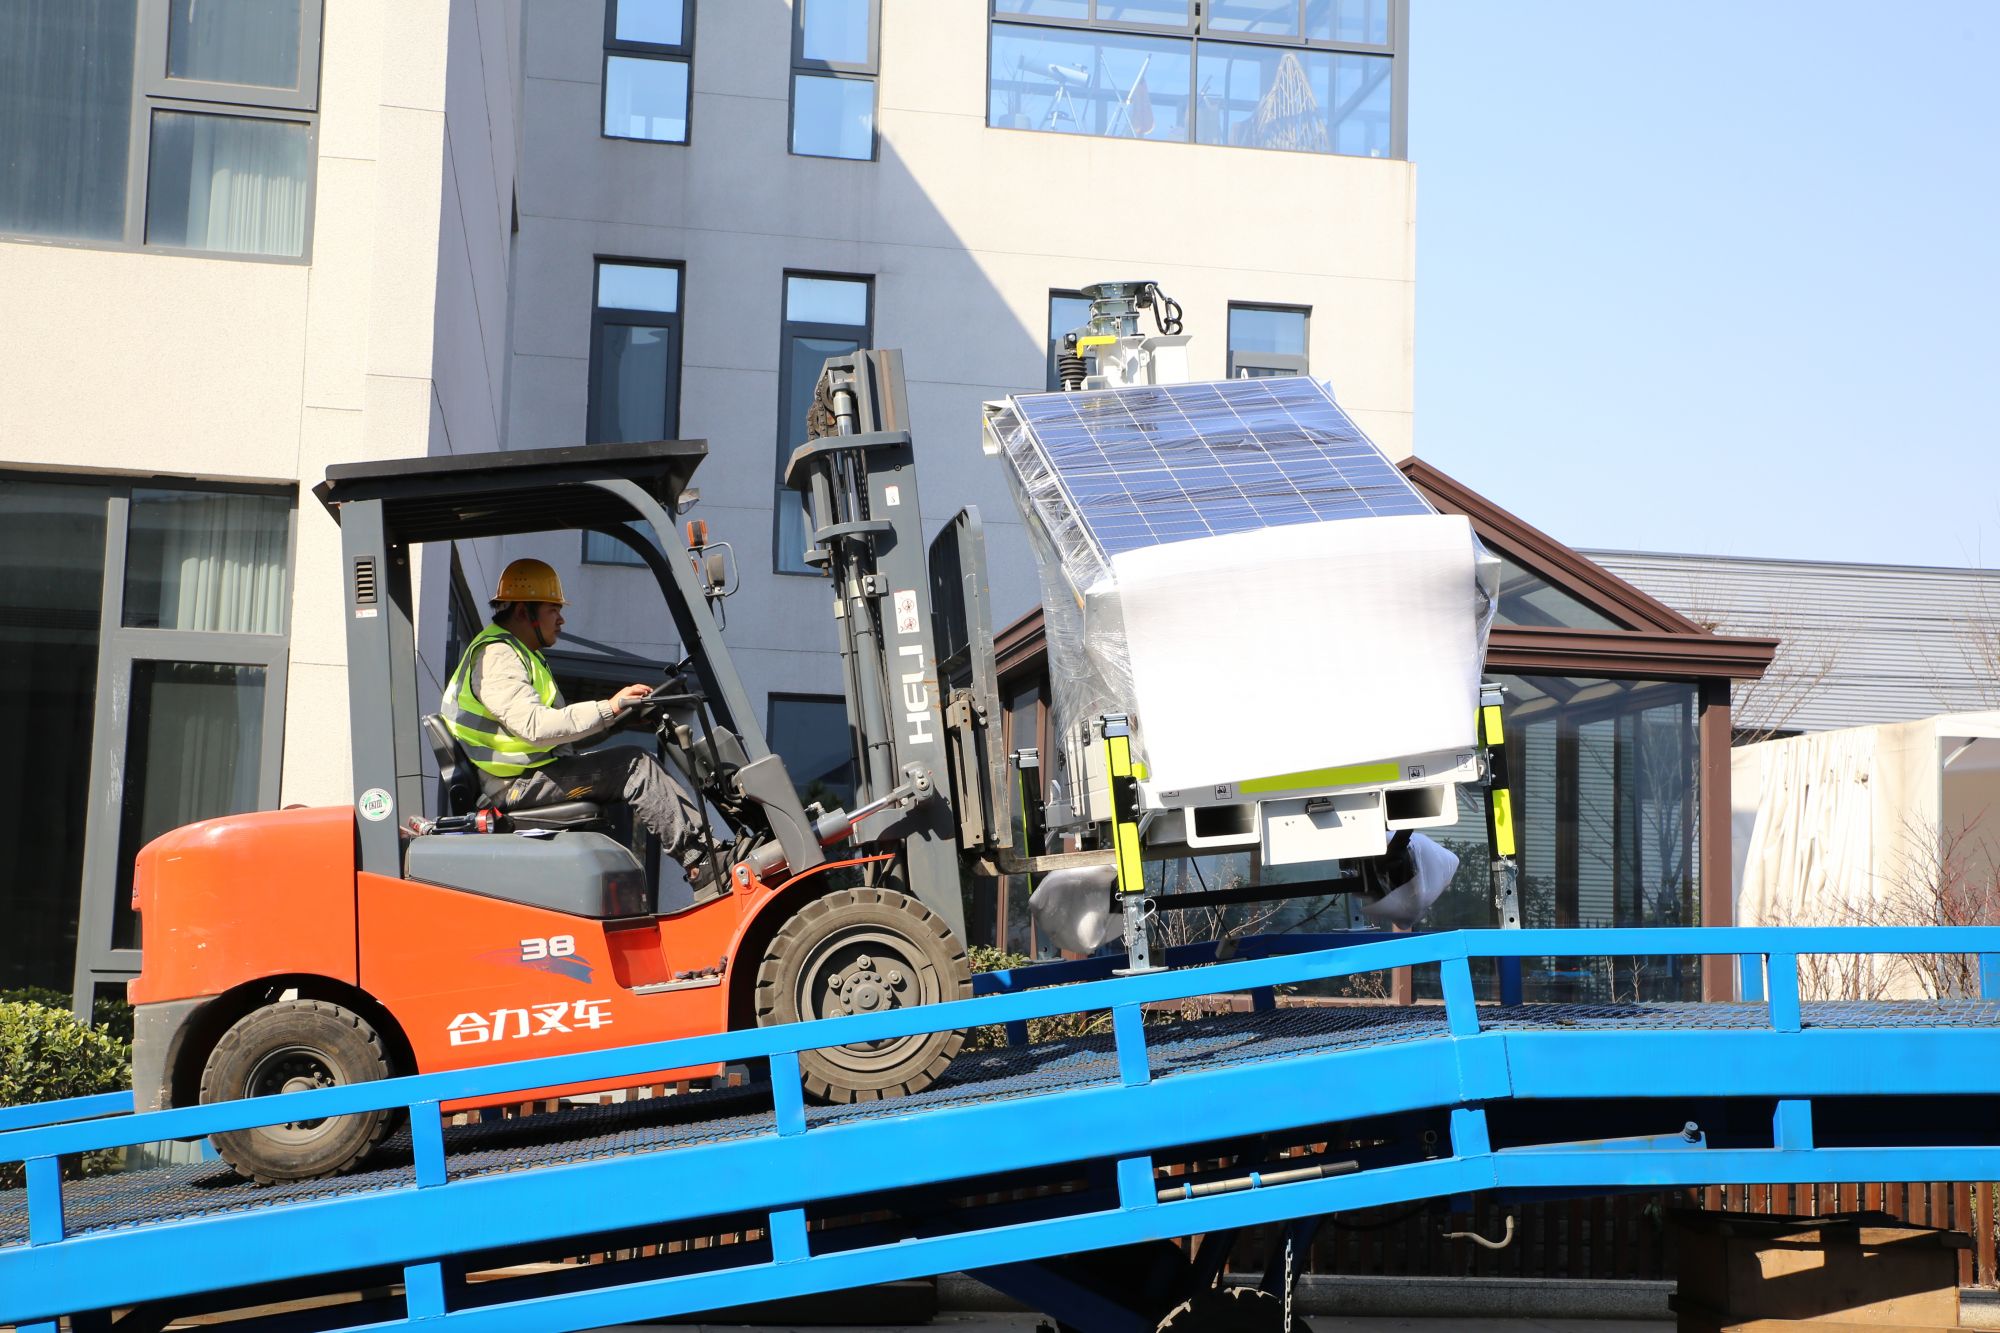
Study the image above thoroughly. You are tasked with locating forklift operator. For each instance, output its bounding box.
[442,557,704,870]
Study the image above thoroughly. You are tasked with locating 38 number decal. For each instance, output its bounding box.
[520,935,576,961]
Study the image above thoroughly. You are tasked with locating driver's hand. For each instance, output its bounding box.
[609,682,654,715]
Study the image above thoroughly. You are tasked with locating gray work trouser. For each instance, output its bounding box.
[488,749,701,850]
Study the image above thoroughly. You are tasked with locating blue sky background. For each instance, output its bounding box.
[1406,1,1998,569]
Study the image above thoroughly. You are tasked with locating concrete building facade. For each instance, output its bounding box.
[1,0,1412,1004]
[0,0,522,1002]
[499,0,1416,801]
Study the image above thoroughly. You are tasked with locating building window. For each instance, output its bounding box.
[768,694,857,810]
[0,473,292,1007]
[1226,302,1309,378]
[0,0,323,257]
[774,273,872,574]
[604,0,693,144]
[987,0,1401,159]
[791,0,878,159]
[582,521,663,567]
[1046,288,1092,390]
[588,259,683,446]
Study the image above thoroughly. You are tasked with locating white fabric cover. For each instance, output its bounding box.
[1028,865,1120,955]
[1359,833,1460,927]
[1109,513,1485,791]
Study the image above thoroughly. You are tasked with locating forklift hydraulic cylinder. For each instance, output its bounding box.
[746,782,915,880]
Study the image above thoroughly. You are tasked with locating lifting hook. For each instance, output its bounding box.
[1441,1215,1516,1251]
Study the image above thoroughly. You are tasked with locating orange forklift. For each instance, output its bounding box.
[127,351,1014,1183]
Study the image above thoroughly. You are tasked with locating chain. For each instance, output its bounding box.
[1282,1232,1295,1333]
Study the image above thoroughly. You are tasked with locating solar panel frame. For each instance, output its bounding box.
[1002,377,1433,571]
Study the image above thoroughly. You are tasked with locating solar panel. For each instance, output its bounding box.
[1002,377,1432,569]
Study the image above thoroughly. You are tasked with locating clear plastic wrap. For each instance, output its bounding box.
[985,377,1499,803]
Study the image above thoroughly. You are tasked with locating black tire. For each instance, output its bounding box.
[201,999,395,1184]
[1156,1286,1312,1332]
[753,888,971,1103]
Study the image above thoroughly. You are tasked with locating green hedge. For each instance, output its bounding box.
[0,986,135,1043]
[0,998,132,1188]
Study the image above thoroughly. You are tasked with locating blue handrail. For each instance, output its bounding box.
[4,924,1997,1245]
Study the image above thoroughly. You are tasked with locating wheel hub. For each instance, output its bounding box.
[244,1045,340,1140]
[832,963,898,1015]
[797,923,940,1071]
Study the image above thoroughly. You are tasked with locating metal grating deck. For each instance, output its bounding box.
[6,997,1996,1248]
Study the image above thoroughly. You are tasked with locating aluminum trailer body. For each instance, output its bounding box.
[6,926,2000,1333]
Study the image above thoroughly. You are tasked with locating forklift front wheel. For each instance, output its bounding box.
[201,999,395,1185]
[753,888,971,1102]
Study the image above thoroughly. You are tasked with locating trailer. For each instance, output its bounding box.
[5,926,2000,1331]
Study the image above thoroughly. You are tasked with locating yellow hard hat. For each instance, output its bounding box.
[493,557,566,606]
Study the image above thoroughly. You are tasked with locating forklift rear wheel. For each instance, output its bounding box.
[753,887,971,1103]
[1155,1286,1312,1332]
[201,999,395,1185]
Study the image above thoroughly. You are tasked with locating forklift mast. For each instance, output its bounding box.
[782,349,1006,943]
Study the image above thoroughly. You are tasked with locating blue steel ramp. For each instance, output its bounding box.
[3,927,1999,1333]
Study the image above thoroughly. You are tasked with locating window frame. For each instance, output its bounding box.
[772,271,874,576]
[985,0,1406,159]
[789,0,880,161]
[1226,300,1311,379]
[0,470,297,1010]
[145,0,326,112]
[586,256,685,449]
[0,0,326,262]
[582,521,663,568]
[602,0,697,146]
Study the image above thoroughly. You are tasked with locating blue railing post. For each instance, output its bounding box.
[1980,954,2000,1001]
[1449,1106,1492,1158]
[769,1051,808,1136]
[25,1156,63,1246]
[1773,1099,1815,1151]
[1116,1154,1157,1210]
[1112,1004,1151,1087]
[411,1102,447,1188]
[403,1260,446,1319]
[1498,956,1523,1008]
[1739,954,1765,1002]
[1440,956,1481,1037]
[769,1207,810,1263]
[1766,954,1802,1032]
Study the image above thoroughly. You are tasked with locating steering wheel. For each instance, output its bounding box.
[633,677,705,713]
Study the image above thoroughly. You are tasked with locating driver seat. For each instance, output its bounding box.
[421,714,606,832]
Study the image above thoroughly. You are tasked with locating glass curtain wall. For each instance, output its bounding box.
[1424,673,1702,1002]
[0,475,291,1005]
[0,482,110,992]
[988,0,1399,158]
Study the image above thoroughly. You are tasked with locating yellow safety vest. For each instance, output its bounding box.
[442,624,561,777]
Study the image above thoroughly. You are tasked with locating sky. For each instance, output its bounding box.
[1405,1,2000,569]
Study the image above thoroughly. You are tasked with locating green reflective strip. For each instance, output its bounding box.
[1239,762,1400,795]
